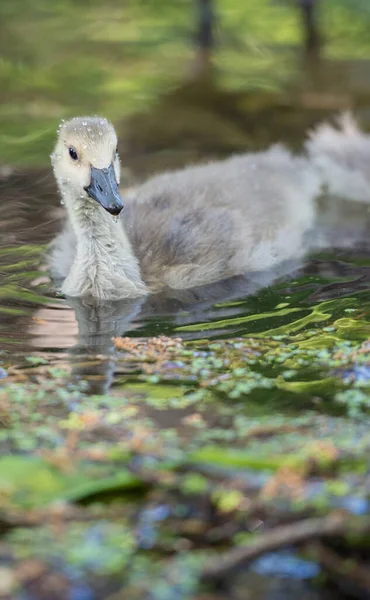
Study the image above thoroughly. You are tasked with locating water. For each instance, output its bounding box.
[3,2,370,598]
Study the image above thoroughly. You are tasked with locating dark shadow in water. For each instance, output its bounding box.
[299,0,322,59]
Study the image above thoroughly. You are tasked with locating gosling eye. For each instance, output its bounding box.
[69,147,78,161]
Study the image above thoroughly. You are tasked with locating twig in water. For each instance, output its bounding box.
[201,512,364,582]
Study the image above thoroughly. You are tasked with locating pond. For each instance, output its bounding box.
[2,1,370,599]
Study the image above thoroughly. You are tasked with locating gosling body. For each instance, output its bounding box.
[123,148,320,291]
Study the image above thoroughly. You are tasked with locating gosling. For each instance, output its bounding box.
[50,116,321,300]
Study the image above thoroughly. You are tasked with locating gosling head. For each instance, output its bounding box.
[51,116,123,216]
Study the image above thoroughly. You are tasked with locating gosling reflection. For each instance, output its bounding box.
[65,261,303,394]
[66,295,145,395]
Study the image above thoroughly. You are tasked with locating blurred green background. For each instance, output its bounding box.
[2,0,370,167]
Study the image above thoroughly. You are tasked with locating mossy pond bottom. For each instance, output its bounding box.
[2,172,370,599]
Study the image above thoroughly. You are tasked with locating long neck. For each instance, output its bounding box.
[69,199,128,245]
[62,195,147,299]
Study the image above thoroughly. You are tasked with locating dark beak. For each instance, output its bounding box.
[84,164,124,216]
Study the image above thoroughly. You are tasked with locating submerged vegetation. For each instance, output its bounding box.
[2,271,370,598]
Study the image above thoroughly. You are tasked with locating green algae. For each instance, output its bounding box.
[2,315,370,598]
[0,455,143,508]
